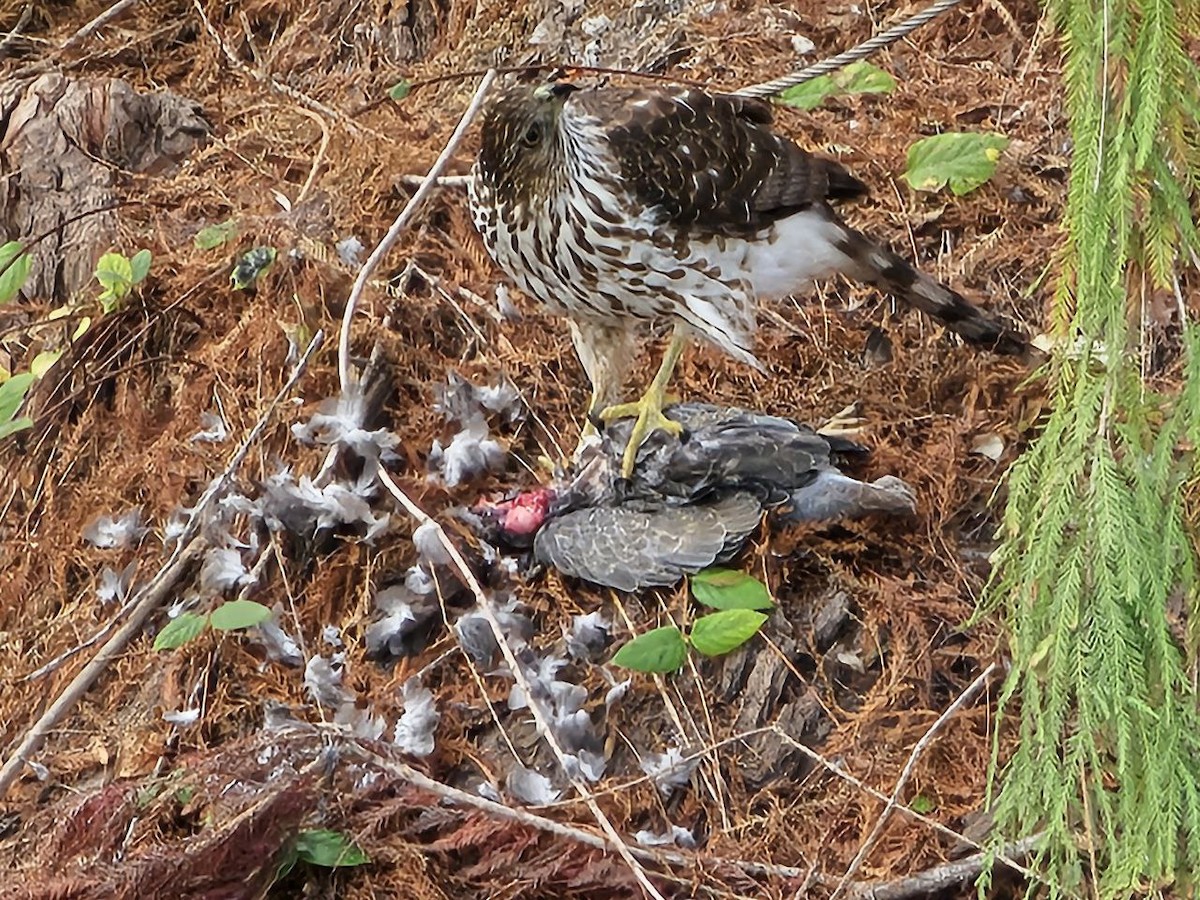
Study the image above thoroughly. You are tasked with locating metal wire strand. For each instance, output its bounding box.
[736,0,974,99]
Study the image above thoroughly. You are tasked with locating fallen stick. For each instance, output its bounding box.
[847,835,1042,900]
[347,734,1040,896]
[336,71,497,392]
[826,663,999,900]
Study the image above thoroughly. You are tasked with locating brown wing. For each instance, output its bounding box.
[576,86,867,237]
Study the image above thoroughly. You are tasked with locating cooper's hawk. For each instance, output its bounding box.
[473,403,916,591]
[468,79,1027,477]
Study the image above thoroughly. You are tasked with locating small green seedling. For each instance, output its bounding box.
[0,372,35,439]
[194,219,240,250]
[388,79,412,102]
[95,249,152,313]
[903,132,1010,196]
[909,794,937,814]
[0,242,36,438]
[1,245,154,442]
[0,241,32,305]
[153,600,273,651]
[611,568,773,674]
[275,829,370,883]
[775,61,896,110]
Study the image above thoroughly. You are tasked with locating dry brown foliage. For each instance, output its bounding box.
[0,0,1062,896]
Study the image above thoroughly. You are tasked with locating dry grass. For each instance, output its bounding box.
[0,0,1063,896]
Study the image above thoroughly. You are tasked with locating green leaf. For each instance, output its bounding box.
[154,613,209,651]
[294,829,370,868]
[776,61,896,110]
[690,568,773,610]
[388,79,412,102]
[195,220,239,250]
[610,625,688,673]
[209,599,272,631]
[129,249,152,284]
[30,350,62,379]
[0,241,32,305]
[95,252,133,295]
[0,371,35,424]
[903,132,1009,196]
[910,794,937,814]
[689,609,769,657]
[0,416,33,439]
[135,782,164,809]
[98,291,121,314]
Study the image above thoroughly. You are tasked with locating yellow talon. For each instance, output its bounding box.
[586,325,689,478]
[599,388,684,479]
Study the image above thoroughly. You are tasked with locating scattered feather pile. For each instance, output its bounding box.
[454,595,534,667]
[428,372,523,487]
[291,388,400,464]
[364,576,440,662]
[640,746,700,796]
[95,562,137,607]
[506,765,560,805]
[83,507,148,549]
[189,410,229,444]
[253,607,304,666]
[634,824,698,849]
[393,677,440,757]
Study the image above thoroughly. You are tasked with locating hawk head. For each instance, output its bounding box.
[477,80,580,207]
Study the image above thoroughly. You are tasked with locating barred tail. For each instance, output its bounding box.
[829,220,1028,356]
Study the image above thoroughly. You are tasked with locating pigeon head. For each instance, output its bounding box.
[472,487,556,546]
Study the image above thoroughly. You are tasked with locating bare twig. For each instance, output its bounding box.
[348,734,1039,895]
[0,4,34,57]
[0,332,324,800]
[825,663,999,900]
[847,835,1042,900]
[292,106,332,205]
[351,64,714,119]
[7,0,142,77]
[769,722,1047,888]
[346,737,821,884]
[337,70,497,393]
[190,0,377,139]
[409,262,504,324]
[60,0,141,52]
[736,0,974,98]
[0,538,208,799]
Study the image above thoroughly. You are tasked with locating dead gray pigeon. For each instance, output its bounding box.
[474,403,916,592]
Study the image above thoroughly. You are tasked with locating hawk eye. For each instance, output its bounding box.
[521,122,543,147]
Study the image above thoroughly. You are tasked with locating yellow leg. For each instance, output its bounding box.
[571,388,603,460]
[599,328,687,478]
[568,320,635,461]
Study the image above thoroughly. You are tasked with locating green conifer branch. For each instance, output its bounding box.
[981,0,1200,893]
